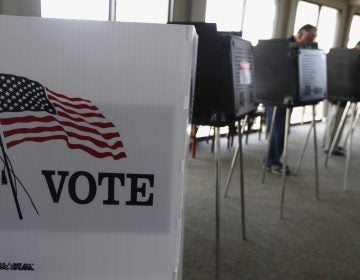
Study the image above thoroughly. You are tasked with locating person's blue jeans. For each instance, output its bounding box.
[266,105,286,166]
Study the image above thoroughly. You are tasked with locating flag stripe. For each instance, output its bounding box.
[46,88,92,103]
[1,115,120,140]
[6,135,126,160]
[57,111,115,129]
[3,126,124,149]
[48,95,99,110]
[52,102,105,118]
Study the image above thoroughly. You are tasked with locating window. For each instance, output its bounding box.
[116,0,169,23]
[205,0,276,45]
[242,0,277,46]
[316,6,338,53]
[205,0,245,31]
[41,0,109,21]
[294,1,319,32]
[347,15,360,48]
[294,1,339,53]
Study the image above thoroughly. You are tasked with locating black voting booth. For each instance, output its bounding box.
[168,22,256,278]
[253,39,327,218]
[254,39,327,106]
[170,22,256,125]
[325,48,360,188]
[327,48,360,102]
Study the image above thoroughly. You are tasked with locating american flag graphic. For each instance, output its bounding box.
[0,74,126,160]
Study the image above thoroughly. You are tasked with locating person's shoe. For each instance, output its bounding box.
[333,146,346,156]
[266,163,289,175]
[324,146,346,156]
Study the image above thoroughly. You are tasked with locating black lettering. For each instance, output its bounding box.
[42,170,69,203]
[98,173,125,205]
[68,171,97,204]
[126,174,154,206]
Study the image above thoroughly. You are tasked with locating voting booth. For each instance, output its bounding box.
[327,48,360,102]
[325,48,360,189]
[254,39,327,106]
[254,39,327,217]
[170,22,256,126]
[0,16,196,280]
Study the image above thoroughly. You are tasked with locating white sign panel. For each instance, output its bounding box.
[0,15,196,280]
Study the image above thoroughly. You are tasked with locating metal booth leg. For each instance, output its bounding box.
[223,115,248,197]
[238,120,247,240]
[312,105,320,201]
[325,101,351,167]
[214,127,220,280]
[261,106,278,183]
[280,107,291,219]
[294,114,313,175]
[341,102,360,149]
[344,103,357,190]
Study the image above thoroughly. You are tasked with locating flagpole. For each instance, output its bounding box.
[0,134,23,220]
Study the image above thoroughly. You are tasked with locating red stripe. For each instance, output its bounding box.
[48,94,99,110]
[53,103,105,118]
[46,88,91,103]
[4,126,123,149]
[58,111,115,129]
[1,115,120,140]
[6,135,127,160]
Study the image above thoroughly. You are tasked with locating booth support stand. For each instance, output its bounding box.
[214,127,220,280]
[280,107,291,219]
[261,106,278,183]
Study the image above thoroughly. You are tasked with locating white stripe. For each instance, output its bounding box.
[0,111,120,136]
[4,130,125,154]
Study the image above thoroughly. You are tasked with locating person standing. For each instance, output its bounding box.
[265,24,317,174]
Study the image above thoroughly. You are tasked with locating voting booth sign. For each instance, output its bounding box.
[0,16,197,280]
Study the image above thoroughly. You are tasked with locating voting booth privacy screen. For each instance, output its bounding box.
[254,39,327,106]
[0,16,196,280]
[327,48,360,102]
[170,22,256,126]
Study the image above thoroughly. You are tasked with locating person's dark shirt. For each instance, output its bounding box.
[288,35,296,42]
